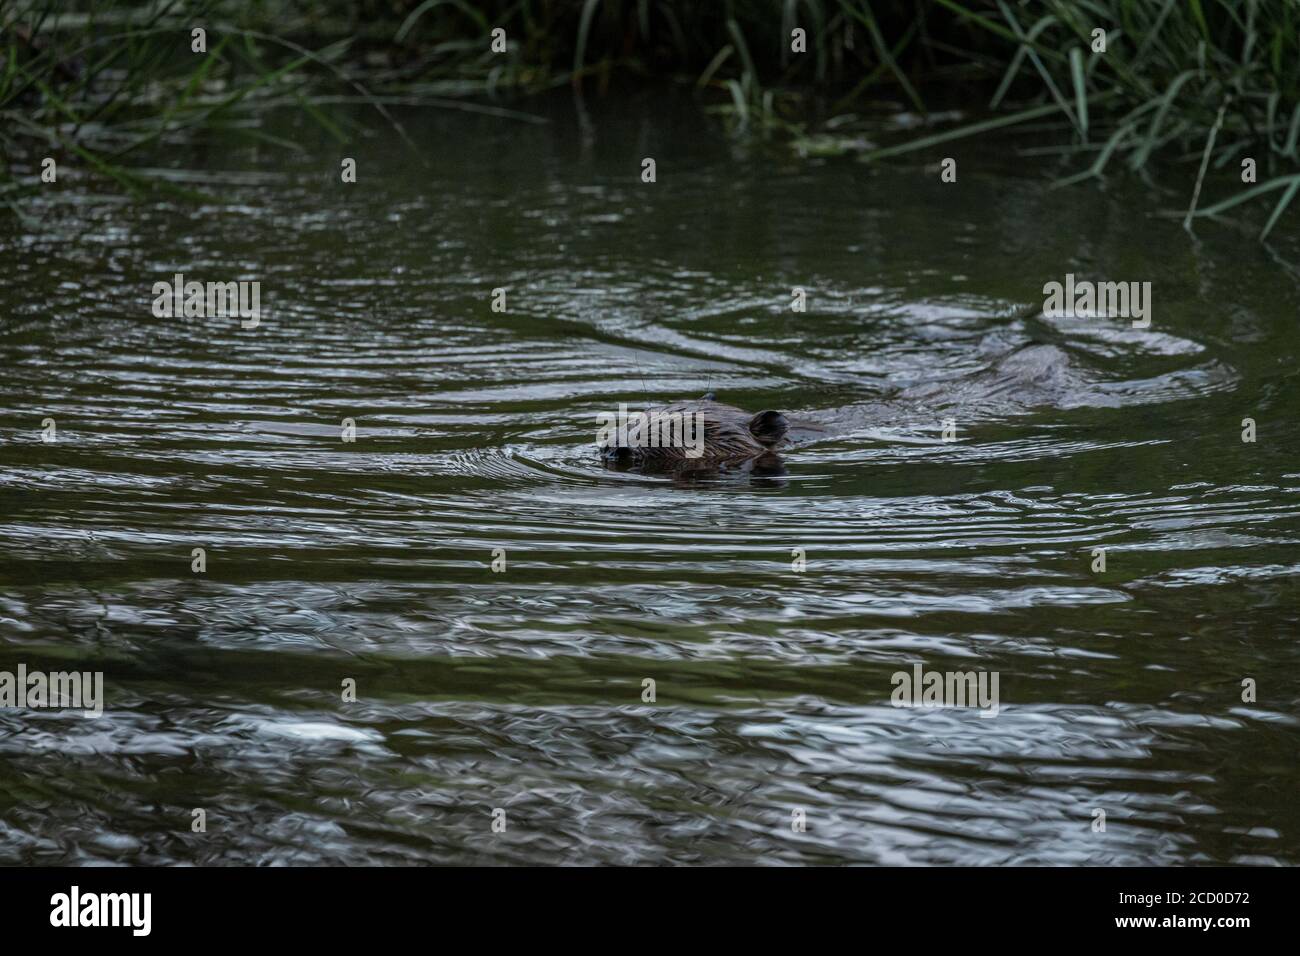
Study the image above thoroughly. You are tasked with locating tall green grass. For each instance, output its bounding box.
[4,0,1300,239]
[0,0,416,215]
[875,0,1300,240]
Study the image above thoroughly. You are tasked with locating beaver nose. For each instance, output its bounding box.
[603,445,641,468]
[748,410,788,445]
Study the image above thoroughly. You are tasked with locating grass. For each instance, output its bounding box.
[883,0,1300,240]
[0,0,422,214]
[3,0,1300,240]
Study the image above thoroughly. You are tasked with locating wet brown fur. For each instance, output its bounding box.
[601,397,789,467]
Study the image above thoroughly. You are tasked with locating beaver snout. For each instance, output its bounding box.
[748,410,788,446]
[605,445,643,466]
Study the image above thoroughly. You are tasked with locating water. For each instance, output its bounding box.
[2,91,1297,865]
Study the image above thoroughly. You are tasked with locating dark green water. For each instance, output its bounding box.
[1,91,1297,865]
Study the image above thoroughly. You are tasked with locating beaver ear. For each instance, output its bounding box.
[748,410,788,445]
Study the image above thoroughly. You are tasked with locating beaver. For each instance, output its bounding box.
[599,343,1087,478]
[600,392,792,470]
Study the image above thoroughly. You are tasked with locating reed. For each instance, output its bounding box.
[3,1,1298,238]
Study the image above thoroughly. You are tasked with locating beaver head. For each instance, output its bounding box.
[600,393,790,470]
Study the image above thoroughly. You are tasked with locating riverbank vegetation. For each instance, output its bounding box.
[3,0,1298,238]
